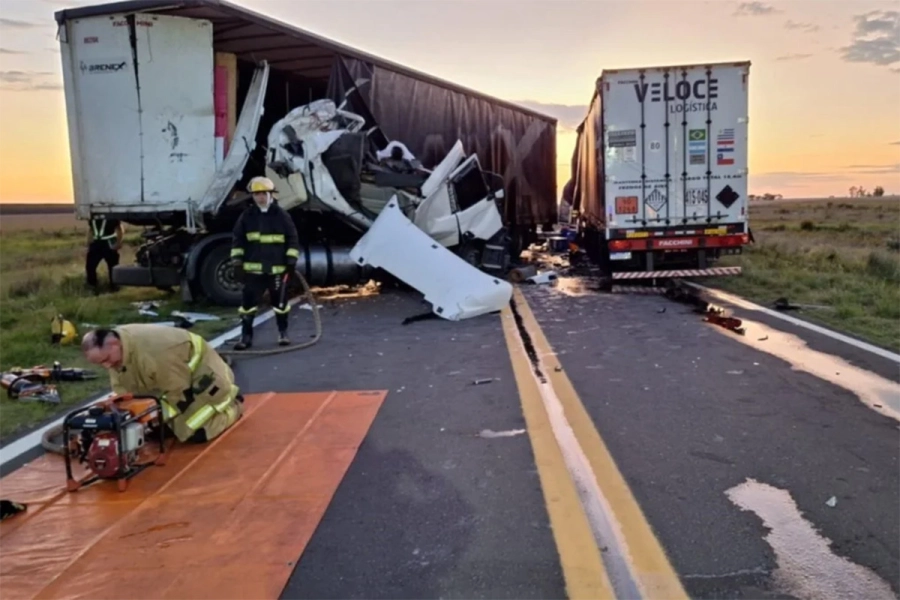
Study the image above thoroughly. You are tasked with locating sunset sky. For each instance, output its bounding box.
[0,0,898,204]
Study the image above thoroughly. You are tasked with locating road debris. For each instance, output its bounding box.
[826,496,838,507]
[508,265,538,282]
[773,297,833,311]
[473,378,496,385]
[170,311,221,322]
[527,271,559,285]
[478,429,526,438]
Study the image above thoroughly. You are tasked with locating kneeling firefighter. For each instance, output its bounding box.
[231,176,301,350]
[81,324,243,443]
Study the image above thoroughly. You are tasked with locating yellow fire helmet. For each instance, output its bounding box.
[50,314,77,345]
[247,176,276,194]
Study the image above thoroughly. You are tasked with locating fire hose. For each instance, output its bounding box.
[41,269,322,455]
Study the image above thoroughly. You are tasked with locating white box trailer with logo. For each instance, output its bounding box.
[567,61,751,282]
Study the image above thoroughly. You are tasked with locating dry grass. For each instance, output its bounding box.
[708,197,900,352]
[0,213,80,233]
[0,217,239,441]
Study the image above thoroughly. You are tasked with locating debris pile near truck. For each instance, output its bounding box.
[265,98,514,319]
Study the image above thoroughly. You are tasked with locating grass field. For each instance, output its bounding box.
[708,196,900,353]
[0,213,240,442]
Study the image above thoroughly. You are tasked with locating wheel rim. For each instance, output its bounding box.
[216,260,242,293]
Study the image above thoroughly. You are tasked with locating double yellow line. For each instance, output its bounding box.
[500,288,688,600]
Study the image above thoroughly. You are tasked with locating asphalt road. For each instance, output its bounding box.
[227,276,899,600]
[229,289,567,600]
[521,278,900,600]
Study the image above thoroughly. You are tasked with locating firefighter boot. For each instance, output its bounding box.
[276,312,290,346]
[234,315,254,350]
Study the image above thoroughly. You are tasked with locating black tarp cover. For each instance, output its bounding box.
[327,56,558,227]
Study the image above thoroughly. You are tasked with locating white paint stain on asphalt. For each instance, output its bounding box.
[713,319,900,423]
[726,478,896,600]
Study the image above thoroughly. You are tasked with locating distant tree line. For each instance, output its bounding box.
[748,186,888,201]
[849,186,885,197]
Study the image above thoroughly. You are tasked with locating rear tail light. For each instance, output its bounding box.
[609,240,630,251]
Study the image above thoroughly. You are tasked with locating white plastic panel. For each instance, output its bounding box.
[135,14,216,206]
[350,198,513,321]
[199,61,270,214]
[600,62,749,230]
[65,14,143,210]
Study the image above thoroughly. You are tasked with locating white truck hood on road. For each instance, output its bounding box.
[350,198,513,321]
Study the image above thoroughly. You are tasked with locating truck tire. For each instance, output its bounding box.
[198,243,242,307]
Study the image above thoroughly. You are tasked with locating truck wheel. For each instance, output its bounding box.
[199,243,242,307]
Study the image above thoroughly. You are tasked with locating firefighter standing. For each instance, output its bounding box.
[81,324,244,443]
[85,216,124,292]
[230,176,301,350]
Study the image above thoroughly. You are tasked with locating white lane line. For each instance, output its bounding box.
[0,299,302,470]
[681,282,900,364]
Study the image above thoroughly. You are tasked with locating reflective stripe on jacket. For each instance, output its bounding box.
[90,218,119,246]
[230,202,300,274]
[107,324,240,439]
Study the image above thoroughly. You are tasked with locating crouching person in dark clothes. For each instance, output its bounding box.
[230,176,301,350]
[81,324,244,443]
[85,216,124,292]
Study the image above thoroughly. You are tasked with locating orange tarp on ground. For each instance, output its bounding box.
[0,390,387,600]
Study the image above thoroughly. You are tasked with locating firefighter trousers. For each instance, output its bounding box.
[166,348,244,443]
[238,272,291,332]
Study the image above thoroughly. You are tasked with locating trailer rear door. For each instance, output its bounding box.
[61,13,215,213]
[600,63,749,233]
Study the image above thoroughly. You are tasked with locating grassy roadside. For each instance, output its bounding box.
[0,221,239,442]
[705,197,900,353]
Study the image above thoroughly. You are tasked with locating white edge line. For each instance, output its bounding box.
[0,297,304,471]
[682,282,900,364]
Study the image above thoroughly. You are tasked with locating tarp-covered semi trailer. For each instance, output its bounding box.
[568,61,751,282]
[54,0,558,306]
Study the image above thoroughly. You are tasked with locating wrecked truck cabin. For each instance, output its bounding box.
[54,0,558,318]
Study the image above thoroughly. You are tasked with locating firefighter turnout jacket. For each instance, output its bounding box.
[230,202,301,275]
[106,324,243,443]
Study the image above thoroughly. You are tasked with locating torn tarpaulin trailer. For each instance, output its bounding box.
[350,198,513,321]
[326,56,558,231]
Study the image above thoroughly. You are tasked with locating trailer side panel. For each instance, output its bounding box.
[327,56,558,227]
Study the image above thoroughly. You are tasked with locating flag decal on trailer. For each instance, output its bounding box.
[716,128,734,166]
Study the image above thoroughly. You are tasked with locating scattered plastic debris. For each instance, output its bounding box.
[527,271,559,285]
[508,265,538,283]
[826,496,837,508]
[171,311,221,322]
[478,429,526,438]
[472,378,495,385]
